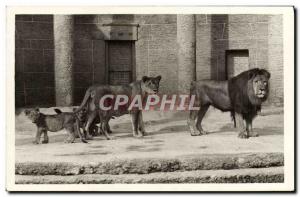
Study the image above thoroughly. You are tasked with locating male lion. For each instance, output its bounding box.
[74,75,162,140]
[187,68,270,138]
[25,108,87,144]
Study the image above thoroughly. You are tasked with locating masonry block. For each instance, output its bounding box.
[135,15,176,24]
[252,23,269,39]
[43,50,54,72]
[15,39,30,49]
[23,49,44,72]
[16,22,53,39]
[74,39,93,50]
[24,73,55,88]
[30,39,54,49]
[25,88,55,106]
[92,40,106,73]
[74,15,97,24]
[15,92,26,107]
[15,49,23,72]
[97,15,113,24]
[228,15,257,23]
[74,87,87,105]
[15,15,32,22]
[74,24,105,40]
[207,14,228,23]
[224,23,254,40]
[196,14,207,24]
[15,72,24,92]
[32,15,53,22]
[74,72,93,88]
[74,49,93,72]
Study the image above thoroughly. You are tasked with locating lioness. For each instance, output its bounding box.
[74,75,162,139]
[25,108,87,144]
[187,68,270,138]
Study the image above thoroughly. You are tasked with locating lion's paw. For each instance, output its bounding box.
[238,131,249,139]
[190,130,202,136]
[64,139,75,143]
[42,140,49,144]
[133,133,143,138]
[32,140,39,144]
[106,136,115,140]
[200,130,207,135]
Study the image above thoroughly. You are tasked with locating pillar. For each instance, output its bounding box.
[268,15,283,106]
[54,15,74,106]
[177,15,196,94]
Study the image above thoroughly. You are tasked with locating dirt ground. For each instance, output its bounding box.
[15,106,283,164]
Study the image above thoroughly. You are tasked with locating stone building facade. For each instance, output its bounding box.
[15,14,283,107]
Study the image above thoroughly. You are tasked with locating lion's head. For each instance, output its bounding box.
[141,75,162,94]
[247,69,271,104]
[24,108,40,123]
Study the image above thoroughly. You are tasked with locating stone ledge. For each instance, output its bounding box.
[16,166,284,184]
[16,152,283,176]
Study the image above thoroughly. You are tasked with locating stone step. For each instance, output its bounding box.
[16,166,284,184]
[16,152,283,176]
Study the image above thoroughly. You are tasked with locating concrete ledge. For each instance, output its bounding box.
[16,167,284,184]
[16,152,283,176]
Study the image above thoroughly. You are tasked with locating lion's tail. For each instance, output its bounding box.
[75,117,88,143]
[74,88,92,114]
[190,81,197,98]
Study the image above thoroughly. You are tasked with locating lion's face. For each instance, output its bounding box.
[141,75,162,94]
[251,73,270,100]
[24,108,40,123]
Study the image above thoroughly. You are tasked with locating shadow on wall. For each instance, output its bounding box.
[72,14,135,105]
[210,14,228,80]
[73,15,105,104]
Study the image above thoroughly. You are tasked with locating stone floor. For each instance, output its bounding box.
[15,107,283,164]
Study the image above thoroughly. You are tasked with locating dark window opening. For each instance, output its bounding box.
[105,41,136,85]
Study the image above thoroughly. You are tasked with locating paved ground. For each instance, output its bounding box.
[15,107,283,164]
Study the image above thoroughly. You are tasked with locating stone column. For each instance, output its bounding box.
[268,15,283,106]
[177,15,196,94]
[54,15,74,106]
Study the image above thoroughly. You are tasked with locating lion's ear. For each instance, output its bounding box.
[262,69,271,79]
[35,108,40,112]
[142,76,149,83]
[156,75,162,82]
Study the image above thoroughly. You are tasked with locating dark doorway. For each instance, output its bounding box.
[226,50,249,79]
[106,41,135,85]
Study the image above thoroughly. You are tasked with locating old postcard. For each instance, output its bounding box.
[6,6,294,192]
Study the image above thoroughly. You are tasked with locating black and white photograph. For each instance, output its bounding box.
[6,6,294,192]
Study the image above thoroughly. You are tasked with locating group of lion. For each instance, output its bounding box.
[25,68,270,144]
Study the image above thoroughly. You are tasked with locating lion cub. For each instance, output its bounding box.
[24,108,87,144]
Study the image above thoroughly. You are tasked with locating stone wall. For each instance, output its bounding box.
[15,15,54,107]
[196,14,283,106]
[134,15,178,94]
[72,15,108,104]
[15,14,283,107]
